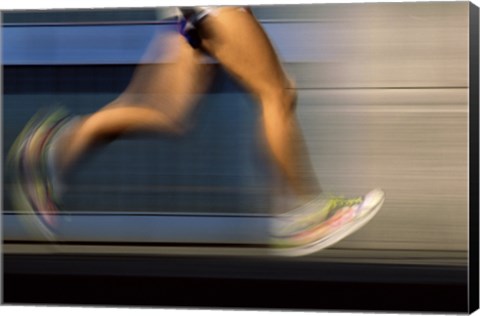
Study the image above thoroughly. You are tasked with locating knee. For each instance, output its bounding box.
[168,119,191,136]
[286,78,298,111]
[163,110,194,136]
[260,79,298,114]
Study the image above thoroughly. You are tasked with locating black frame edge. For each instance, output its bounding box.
[2,254,469,313]
[469,1,480,314]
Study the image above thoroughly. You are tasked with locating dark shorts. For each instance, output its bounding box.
[177,7,215,49]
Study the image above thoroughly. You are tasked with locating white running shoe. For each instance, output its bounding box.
[271,189,385,257]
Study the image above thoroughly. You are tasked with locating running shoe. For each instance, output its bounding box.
[8,107,71,240]
[271,188,385,256]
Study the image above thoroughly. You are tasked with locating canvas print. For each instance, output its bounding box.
[2,1,479,313]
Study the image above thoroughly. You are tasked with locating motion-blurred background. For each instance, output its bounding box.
[2,2,472,304]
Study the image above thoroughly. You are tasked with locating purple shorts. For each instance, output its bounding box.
[177,7,214,49]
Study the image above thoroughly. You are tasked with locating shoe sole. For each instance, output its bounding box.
[272,189,385,257]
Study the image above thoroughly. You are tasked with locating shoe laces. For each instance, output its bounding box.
[277,194,363,235]
[325,195,363,211]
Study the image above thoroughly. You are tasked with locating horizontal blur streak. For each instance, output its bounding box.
[2,2,469,266]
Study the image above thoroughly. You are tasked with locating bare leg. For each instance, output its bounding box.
[199,8,320,200]
[55,33,212,175]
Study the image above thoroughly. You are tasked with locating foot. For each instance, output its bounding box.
[270,189,385,256]
[8,107,71,240]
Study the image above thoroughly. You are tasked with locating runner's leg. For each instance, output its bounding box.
[199,7,320,200]
[54,33,212,175]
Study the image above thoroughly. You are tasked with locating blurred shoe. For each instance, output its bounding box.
[8,107,71,240]
[271,189,385,256]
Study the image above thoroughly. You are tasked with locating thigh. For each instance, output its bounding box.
[109,32,213,123]
[199,7,292,99]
